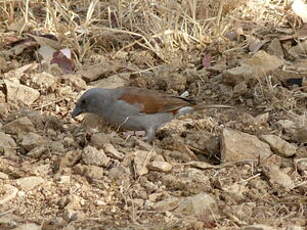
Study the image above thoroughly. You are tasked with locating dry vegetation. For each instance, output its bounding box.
[0,0,306,229]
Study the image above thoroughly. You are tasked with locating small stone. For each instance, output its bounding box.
[63,226,75,230]
[296,158,307,175]
[296,147,307,158]
[286,226,304,230]
[103,143,124,160]
[63,208,79,222]
[267,38,284,58]
[134,150,155,176]
[280,119,299,130]
[242,224,276,230]
[16,176,44,191]
[108,166,128,180]
[33,164,51,177]
[254,113,269,125]
[31,72,57,89]
[233,81,248,96]
[62,74,87,90]
[91,133,111,148]
[261,135,297,157]
[0,184,18,205]
[296,127,307,143]
[152,197,181,212]
[13,223,41,230]
[27,145,47,158]
[49,141,65,153]
[20,132,46,151]
[149,161,172,172]
[74,164,105,180]
[223,183,248,202]
[289,40,307,58]
[0,103,9,118]
[80,62,122,82]
[175,193,219,221]
[60,150,82,168]
[18,191,26,198]
[94,74,128,88]
[58,176,71,184]
[265,165,294,190]
[148,192,163,202]
[2,117,36,135]
[0,172,9,179]
[85,165,104,180]
[82,145,110,167]
[63,136,75,147]
[0,132,16,154]
[133,198,144,208]
[5,78,40,106]
[95,200,106,206]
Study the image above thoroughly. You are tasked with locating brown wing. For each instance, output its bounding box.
[119,87,194,114]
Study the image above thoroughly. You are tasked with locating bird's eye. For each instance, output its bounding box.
[80,99,86,105]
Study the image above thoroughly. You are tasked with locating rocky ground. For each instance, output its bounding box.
[0,0,306,230]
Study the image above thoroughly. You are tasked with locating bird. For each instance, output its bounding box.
[71,87,231,142]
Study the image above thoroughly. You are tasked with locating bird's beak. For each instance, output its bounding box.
[71,106,82,118]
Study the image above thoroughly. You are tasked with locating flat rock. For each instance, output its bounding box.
[5,78,40,106]
[175,193,219,221]
[16,176,45,191]
[20,132,47,151]
[261,135,297,157]
[221,128,272,162]
[149,161,173,172]
[82,145,110,167]
[223,50,283,85]
[2,117,36,135]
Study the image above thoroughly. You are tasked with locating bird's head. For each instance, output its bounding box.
[71,88,110,118]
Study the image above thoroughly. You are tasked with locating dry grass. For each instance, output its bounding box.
[0,0,247,63]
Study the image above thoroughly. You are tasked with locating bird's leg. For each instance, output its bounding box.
[144,127,156,143]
